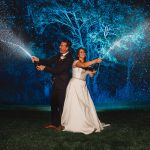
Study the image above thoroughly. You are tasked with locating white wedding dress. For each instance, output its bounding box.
[61,60,110,135]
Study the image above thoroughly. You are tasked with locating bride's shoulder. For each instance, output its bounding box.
[72,60,79,68]
[73,60,79,63]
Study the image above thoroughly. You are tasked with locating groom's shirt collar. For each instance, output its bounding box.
[62,51,69,56]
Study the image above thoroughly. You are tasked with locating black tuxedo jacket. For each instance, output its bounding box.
[39,52,73,90]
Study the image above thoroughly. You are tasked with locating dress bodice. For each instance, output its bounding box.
[72,61,88,81]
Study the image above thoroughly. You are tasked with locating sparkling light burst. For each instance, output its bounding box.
[95,21,150,74]
[0,39,32,58]
[102,21,150,60]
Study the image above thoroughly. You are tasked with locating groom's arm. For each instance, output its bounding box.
[44,58,73,75]
[39,54,59,66]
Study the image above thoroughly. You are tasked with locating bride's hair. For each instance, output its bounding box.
[76,47,87,62]
[76,48,94,71]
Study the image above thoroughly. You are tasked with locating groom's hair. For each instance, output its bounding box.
[61,39,72,49]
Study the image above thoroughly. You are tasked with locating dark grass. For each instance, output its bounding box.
[0,109,150,150]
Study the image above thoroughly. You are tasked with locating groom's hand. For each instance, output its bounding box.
[36,65,46,71]
[31,56,39,63]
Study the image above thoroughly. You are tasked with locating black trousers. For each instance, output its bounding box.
[51,87,66,126]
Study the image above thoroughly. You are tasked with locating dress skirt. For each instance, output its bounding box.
[61,78,107,135]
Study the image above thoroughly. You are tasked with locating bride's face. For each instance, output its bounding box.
[78,49,86,59]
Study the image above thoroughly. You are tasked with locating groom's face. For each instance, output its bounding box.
[59,42,69,54]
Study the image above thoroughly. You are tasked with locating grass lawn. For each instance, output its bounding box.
[0,109,150,150]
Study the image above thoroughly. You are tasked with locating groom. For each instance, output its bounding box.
[31,39,73,130]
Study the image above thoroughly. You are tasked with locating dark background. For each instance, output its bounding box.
[0,0,150,110]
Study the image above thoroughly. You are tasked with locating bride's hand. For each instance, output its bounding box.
[92,70,97,74]
[88,70,97,77]
[95,58,102,63]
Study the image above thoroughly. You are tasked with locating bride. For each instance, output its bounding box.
[61,48,110,135]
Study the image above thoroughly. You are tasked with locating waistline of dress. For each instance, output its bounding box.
[72,77,85,81]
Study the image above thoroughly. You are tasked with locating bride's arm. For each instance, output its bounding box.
[76,58,102,68]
